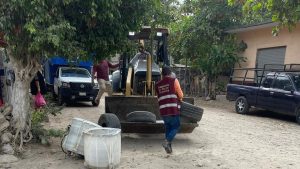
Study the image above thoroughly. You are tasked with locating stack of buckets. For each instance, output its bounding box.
[62,118,121,169]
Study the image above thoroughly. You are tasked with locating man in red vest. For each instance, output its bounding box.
[155,66,183,154]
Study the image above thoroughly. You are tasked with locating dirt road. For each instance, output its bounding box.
[7,96,300,169]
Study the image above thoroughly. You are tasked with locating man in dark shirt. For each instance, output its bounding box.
[92,59,119,105]
[30,71,47,96]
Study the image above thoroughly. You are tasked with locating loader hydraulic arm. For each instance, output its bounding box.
[146,53,152,95]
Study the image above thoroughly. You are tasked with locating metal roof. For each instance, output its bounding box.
[225,21,278,33]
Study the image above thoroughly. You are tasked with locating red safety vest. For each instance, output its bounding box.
[156,77,180,116]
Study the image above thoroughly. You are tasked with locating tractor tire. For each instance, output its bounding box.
[296,109,300,125]
[235,96,249,114]
[98,113,121,129]
[180,101,203,123]
[180,116,195,123]
[58,89,64,106]
[126,111,156,123]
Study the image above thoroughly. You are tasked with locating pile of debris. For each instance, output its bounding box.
[0,105,18,165]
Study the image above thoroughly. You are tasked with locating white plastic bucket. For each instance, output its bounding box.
[62,118,101,155]
[83,127,121,169]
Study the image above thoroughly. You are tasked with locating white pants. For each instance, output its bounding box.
[95,79,112,102]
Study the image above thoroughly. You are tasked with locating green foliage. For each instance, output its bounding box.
[168,0,246,98]
[0,0,79,65]
[0,0,163,63]
[43,94,64,116]
[228,0,300,34]
[31,94,63,125]
[47,129,65,138]
[31,94,64,145]
[216,81,226,93]
[31,124,64,145]
[198,36,246,78]
[31,109,46,126]
[170,0,245,77]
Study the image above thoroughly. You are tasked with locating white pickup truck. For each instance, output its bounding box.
[53,67,99,106]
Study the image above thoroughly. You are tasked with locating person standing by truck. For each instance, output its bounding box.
[30,71,47,108]
[92,59,119,105]
[30,71,47,95]
[155,66,183,154]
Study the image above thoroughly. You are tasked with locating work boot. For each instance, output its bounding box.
[162,142,172,154]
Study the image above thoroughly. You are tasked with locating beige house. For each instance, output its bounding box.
[227,22,300,83]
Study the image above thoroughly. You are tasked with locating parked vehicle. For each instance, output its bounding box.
[227,64,300,124]
[44,57,99,106]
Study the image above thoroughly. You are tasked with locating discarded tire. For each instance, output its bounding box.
[296,109,300,125]
[98,113,121,129]
[180,101,203,123]
[180,116,194,123]
[126,111,156,123]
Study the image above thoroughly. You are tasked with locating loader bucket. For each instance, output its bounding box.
[104,95,197,133]
[105,96,195,121]
[105,96,161,121]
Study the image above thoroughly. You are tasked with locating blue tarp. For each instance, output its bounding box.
[48,57,68,65]
[49,56,93,67]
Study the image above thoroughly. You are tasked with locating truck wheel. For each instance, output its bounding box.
[98,113,121,129]
[58,89,64,106]
[52,90,57,100]
[92,101,99,107]
[126,111,156,123]
[235,96,249,114]
[296,109,300,125]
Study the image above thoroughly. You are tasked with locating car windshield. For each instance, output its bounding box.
[61,68,91,78]
[291,74,300,91]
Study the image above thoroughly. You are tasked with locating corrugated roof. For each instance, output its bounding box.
[225,21,278,33]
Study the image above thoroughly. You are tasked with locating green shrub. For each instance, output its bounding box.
[31,93,64,145]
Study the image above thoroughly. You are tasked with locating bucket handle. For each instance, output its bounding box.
[61,125,71,155]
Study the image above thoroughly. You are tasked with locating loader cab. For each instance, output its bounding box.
[112,27,170,96]
[127,27,170,66]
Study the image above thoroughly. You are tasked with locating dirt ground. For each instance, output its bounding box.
[4,95,300,169]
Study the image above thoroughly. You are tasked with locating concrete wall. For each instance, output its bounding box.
[233,23,300,82]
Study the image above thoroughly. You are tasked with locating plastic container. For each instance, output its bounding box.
[62,118,101,155]
[83,127,121,169]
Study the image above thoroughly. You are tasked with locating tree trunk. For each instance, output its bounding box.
[204,75,210,100]
[8,55,39,150]
[209,77,217,100]
[11,75,31,138]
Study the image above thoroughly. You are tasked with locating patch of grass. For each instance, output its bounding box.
[31,93,65,145]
